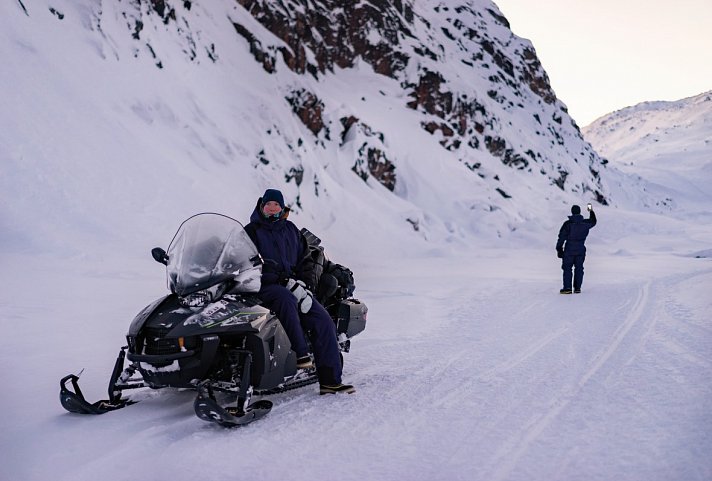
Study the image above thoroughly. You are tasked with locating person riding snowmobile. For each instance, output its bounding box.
[245,189,355,395]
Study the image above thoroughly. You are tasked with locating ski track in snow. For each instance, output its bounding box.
[1,254,711,481]
[477,325,570,383]
[488,281,653,481]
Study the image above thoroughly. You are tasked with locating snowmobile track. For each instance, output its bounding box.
[489,281,654,481]
[478,326,570,382]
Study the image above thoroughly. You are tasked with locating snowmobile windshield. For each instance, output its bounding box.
[166,213,262,296]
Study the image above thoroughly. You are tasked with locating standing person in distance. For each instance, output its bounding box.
[245,188,355,395]
[556,203,597,294]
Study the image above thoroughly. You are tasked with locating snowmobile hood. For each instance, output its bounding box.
[165,213,263,296]
[128,294,270,337]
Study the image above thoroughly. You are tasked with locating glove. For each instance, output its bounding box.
[557,248,564,259]
[285,279,313,314]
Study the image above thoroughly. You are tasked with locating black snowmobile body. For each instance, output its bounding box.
[60,213,367,427]
[127,293,293,392]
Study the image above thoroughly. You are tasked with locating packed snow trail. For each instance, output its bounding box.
[0,250,710,481]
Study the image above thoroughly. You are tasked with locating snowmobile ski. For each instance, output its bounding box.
[194,389,273,427]
[60,374,135,414]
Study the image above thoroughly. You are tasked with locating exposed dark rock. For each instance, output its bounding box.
[235,0,413,78]
[463,160,481,171]
[361,146,396,191]
[49,7,64,20]
[481,40,514,78]
[342,118,396,191]
[553,170,568,190]
[594,191,608,205]
[405,69,492,152]
[145,43,163,69]
[285,166,304,186]
[17,0,28,16]
[286,89,326,137]
[232,22,275,73]
[151,0,166,17]
[133,20,144,40]
[257,149,269,165]
[206,43,217,62]
[496,188,512,199]
[405,69,452,117]
[547,125,565,145]
[520,47,556,104]
[423,121,454,137]
[339,116,359,143]
[485,136,529,169]
[313,174,321,197]
[486,8,510,28]
[150,0,176,23]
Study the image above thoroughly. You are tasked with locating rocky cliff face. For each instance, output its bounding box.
[111,0,609,200]
[21,0,614,245]
[223,0,609,205]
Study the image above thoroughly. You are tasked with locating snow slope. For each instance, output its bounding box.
[584,91,712,218]
[1,0,617,261]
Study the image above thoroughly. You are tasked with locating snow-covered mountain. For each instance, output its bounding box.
[584,91,712,218]
[1,0,614,258]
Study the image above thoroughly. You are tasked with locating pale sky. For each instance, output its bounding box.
[493,0,712,126]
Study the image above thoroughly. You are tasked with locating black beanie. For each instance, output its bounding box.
[261,189,285,208]
[571,205,581,215]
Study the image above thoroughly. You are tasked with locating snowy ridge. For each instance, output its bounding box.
[584,91,712,217]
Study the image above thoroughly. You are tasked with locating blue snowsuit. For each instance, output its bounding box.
[556,211,597,290]
[245,202,343,385]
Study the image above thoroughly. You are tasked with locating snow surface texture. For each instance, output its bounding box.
[1,2,712,481]
[2,249,712,481]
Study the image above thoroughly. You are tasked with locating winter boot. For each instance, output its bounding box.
[319,383,355,395]
[296,355,313,369]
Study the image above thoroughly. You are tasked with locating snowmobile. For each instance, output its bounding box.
[59,213,367,427]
